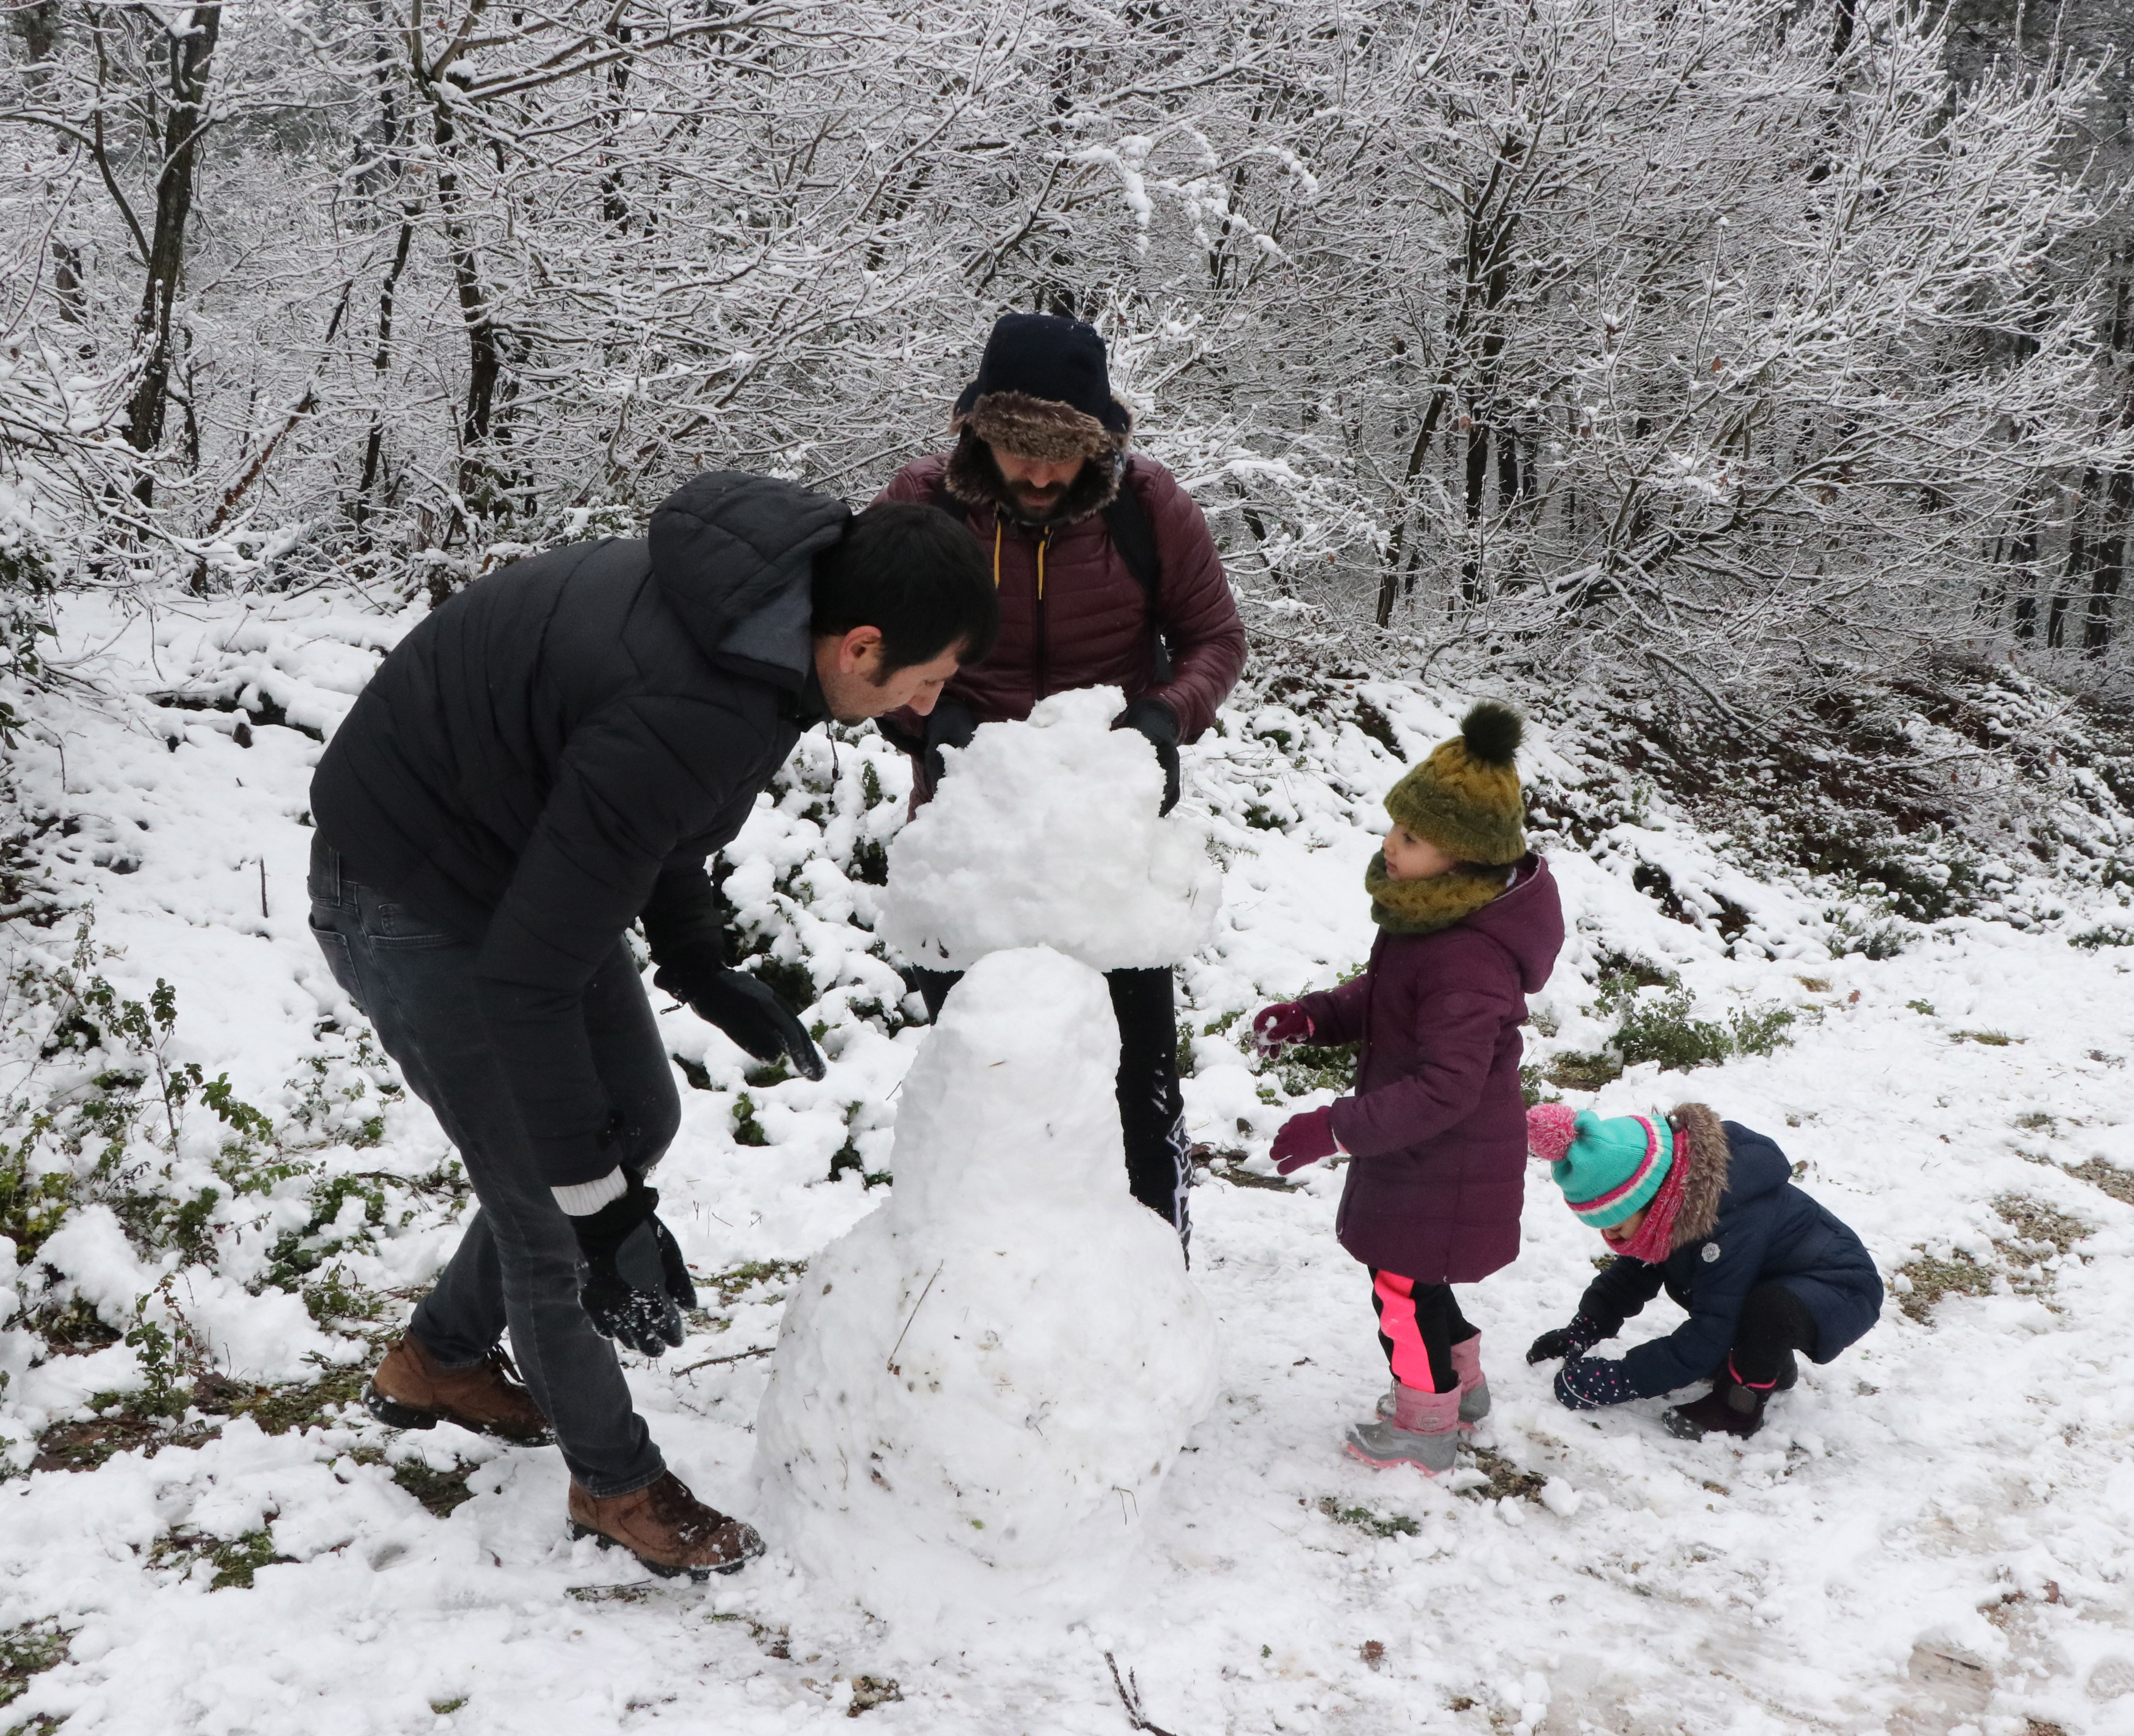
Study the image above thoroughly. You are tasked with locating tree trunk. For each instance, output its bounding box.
[122,4,223,505]
[1830,0,1857,61]
[355,215,417,543]
[1462,416,1490,604]
[2049,528,2078,649]
[598,23,633,231]
[2085,467,2134,655]
[1376,385,1451,627]
[423,82,505,528]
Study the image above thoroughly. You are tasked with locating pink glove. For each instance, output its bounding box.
[1252,1001,1314,1057]
[1270,1106,1343,1175]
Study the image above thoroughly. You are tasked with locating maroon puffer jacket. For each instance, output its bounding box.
[1298,855,1565,1284]
[874,452,1246,741]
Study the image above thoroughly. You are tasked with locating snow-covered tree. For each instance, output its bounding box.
[0,0,2126,695]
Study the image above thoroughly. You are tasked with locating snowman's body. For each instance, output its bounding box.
[751,946,1219,1617]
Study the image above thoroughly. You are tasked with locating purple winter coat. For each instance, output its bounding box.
[1298,855,1564,1284]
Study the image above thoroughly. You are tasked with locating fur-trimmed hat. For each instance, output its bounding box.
[1382,701,1527,866]
[950,314,1133,465]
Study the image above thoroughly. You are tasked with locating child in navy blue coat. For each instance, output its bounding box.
[1522,1102,1883,1439]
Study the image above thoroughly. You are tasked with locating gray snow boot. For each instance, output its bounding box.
[1376,1334,1489,1428]
[1346,1381,1463,1474]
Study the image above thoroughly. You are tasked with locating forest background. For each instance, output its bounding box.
[6,0,2134,703]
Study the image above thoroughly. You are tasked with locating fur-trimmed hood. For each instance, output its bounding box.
[941,423,1128,526]
[1663,1101,1733,1250]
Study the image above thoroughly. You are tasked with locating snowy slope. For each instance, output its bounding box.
[0,592,2127,1736]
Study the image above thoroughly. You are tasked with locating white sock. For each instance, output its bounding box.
[551,1167,627,1216]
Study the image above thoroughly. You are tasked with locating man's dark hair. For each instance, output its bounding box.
[813,501,999,675]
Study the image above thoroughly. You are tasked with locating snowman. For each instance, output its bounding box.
[751,690,1222,1618]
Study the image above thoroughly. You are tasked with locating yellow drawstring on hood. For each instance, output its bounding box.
[989,518,1049,599]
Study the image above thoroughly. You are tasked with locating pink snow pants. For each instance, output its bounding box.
[1368,1269,1475,1394]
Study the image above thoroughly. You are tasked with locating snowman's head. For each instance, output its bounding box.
[886,946,1126,1225]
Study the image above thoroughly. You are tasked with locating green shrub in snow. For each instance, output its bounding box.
[1726,1005,1799,1058]
[1611,987,1736,1070]
[1592,972,1795,1074]
[0,918,455,1459]
[1273,1041,1359,1098]
[1543,1052,1623,1091]
[1826,908,1912,960]
[0,1615,71,1707]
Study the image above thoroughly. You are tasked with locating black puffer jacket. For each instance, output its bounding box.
[1578,1119,1883,1397]
[311,472,848,1187]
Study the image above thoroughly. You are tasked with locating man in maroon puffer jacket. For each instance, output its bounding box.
[874,313,1248,1250]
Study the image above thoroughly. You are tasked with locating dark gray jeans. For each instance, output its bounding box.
[307,837,679,1497]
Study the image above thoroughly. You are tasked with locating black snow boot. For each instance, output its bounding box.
[1664,1365,1771,1441]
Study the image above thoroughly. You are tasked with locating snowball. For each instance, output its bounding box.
[751,946,1220,1621]
[876,688,1220,971]
[1539,1478,1583,1518]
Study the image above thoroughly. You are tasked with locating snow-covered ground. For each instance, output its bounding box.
[0,591,2129,1736]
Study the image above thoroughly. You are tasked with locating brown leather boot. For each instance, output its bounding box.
[569,1473,764,1579]
[364,1333,554,1445]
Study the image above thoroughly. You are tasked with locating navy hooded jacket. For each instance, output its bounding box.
[1578,1120,1883,1398]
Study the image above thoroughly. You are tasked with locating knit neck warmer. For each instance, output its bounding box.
[1363,852,1511,935]
[1614,1118,1694,1263]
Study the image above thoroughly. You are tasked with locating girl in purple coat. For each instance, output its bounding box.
[1253,704,1565,1474]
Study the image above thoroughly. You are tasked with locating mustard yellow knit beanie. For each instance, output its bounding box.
[1382,701,1527,865]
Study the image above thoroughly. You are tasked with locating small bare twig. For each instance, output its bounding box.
[884,1260,944,1375]
[1104,1653,1182,1736]
[672,1345,773,1376]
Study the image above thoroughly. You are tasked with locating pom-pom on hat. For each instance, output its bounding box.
[1529,1106,1675,1229]
[1524,1102,1580,1168]
[1383,701,1528,866]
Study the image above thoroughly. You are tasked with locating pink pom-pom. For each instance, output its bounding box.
[1526,1102,1579,1166]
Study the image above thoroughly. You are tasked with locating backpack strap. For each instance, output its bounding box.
[1103,471,1172,686]
[931,467,1173,685]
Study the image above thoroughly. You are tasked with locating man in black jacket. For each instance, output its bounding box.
[308,473,995,1578]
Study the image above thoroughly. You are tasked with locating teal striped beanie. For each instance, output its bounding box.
[1526,1105,1675,1229]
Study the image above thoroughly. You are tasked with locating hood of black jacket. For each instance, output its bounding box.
[648,471,851,687]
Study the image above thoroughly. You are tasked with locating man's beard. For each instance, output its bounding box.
[1010,480,1065,513]
[986,447,1080,525]
[1006,485,1069,524]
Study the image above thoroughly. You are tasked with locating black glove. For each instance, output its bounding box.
[920,697,978,794]
[1111,696,1181,815]
[653,947,826,1081]
[572,1171,698,1357]
[1526,1312,1609,1364]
